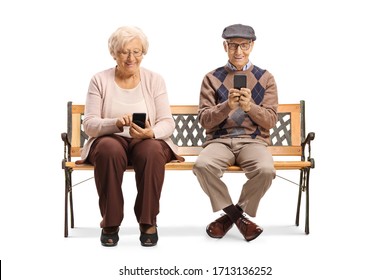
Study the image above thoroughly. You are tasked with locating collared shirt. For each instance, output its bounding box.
[226,61,252,71]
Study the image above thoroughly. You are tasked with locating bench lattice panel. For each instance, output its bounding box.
[74,111,292,149]
[171,112,292,148]
[270,113,291,146]
[171,114,206,147]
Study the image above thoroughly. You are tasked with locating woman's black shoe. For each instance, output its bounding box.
[100,227,119,247]
[140,229,158,247]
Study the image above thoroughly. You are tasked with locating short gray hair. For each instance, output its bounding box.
[108,26,149,57]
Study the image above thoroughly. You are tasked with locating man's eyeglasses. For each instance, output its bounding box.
[119,48,143,58]
[225,41,252,51]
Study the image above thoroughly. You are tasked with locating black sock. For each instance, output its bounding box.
[223,204,243,223]
[235,204,244,213]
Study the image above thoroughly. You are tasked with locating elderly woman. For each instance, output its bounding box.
[77,26,183,247]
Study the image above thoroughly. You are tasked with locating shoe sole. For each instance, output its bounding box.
[206,228,224,239]
[205,224,233,239]
[101,242,118,247]
[244,228,263,242]
[140,242,157,247]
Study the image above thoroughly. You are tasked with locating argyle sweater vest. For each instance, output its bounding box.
[199,64,278,143]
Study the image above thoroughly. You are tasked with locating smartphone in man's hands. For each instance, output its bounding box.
[233,74,247,89]
[132,113,146,129]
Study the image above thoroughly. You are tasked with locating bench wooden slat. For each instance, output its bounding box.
[65,160,312,171]
[71,104,85,114]
[70,145,304,157]
[69,145,304,157]
[71,113,81,148]
[170,105,199,115]
[268,146,302,156]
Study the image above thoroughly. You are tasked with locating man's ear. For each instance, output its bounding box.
[223,41,228,52]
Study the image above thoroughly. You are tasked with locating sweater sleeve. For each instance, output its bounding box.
[198,74,232,129]
[246,71,278,130]
[141,70,175,139]
[83,72,122,137]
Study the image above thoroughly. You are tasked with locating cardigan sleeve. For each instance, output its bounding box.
[145,71,175,139]
[83,71,122,137]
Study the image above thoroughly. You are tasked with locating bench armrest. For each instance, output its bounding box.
[301,132,315,168]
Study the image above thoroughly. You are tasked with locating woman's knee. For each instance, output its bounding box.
[93,136,127,161]
[132,139,167,164]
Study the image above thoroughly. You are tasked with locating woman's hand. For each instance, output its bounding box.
[130,120,154,139]
[116,114,132,131]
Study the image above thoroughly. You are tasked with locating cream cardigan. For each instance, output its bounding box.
[78,67,183,162]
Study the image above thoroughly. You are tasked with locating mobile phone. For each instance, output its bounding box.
[233,74,247,89]
[132,113,146,129]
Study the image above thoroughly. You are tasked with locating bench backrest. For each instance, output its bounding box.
[66,101,306,158]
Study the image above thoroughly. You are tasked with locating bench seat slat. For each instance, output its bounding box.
[65,161,312,171]
[70,146,305,157]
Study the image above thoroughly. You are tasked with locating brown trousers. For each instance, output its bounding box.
[87,135,174,228]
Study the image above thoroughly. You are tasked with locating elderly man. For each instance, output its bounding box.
[193,24,278,242]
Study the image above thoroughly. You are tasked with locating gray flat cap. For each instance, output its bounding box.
[222,24,256,41]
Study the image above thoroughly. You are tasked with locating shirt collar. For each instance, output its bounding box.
[226,61,252,71]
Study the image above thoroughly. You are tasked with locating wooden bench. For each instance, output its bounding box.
[61,101,315,237]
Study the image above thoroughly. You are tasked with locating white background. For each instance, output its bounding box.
[1,0,389,279]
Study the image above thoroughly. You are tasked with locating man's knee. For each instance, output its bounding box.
[251,164,276,179]
[193,158,208,175]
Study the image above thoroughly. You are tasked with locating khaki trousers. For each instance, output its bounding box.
[193,138,275,217]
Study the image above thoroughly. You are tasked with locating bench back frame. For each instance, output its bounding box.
[65,101,306,159]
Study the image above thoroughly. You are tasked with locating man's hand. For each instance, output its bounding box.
[228,88,251,112]
[239,88,251,112]
[228,89,241,110]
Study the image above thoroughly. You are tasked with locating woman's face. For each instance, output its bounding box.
[115,38,144,76]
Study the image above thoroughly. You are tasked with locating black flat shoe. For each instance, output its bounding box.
[140,229,158,247]
[100,227,119,247]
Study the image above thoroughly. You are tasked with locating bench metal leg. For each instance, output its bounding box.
[295,170,303,227]
[64,168,75,237]
[64,169,70,237]
[69,174,74,229]
[305,168,311,234]
[295,168,310,234]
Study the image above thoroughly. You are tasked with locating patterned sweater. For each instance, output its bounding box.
[198,64,278,145]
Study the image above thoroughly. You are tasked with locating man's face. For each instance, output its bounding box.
[224,38,254,70]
